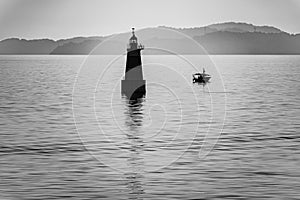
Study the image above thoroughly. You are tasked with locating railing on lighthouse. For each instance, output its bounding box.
[127,28,144,52]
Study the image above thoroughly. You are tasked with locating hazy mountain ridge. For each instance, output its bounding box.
[0,36,103,55]
[160,22,284,37]
[51,39,102,54]
[0,38,57,54]
[207,22,283,33]
[0,22,299,55]
[195,31,300,54]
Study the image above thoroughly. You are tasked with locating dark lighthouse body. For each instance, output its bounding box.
[121,28,146,99]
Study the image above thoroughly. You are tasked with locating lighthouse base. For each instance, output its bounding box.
[121,80,146,100]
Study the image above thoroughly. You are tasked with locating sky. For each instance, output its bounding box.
[0,0,299,40]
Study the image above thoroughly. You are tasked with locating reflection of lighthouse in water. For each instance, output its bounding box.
[124,99,145,199]
[121,28,146,100]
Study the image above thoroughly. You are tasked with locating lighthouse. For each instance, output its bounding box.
[121,28,146,99]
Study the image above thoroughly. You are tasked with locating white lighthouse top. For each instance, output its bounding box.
[130,28,137,41]
[127,28,144,51]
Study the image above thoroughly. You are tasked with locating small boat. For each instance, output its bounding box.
[193,68,211,83]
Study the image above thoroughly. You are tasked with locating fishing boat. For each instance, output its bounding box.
[193,68,211,83]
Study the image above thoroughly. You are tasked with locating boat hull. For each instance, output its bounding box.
[193,74,211,83]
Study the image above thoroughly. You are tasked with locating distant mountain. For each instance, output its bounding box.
[194,32,300,54]
[57,36,103,45]
[51,39,102,54]
[158,26,217,38]
[160,22,284,37]
[207,22,283,33]
[0,22,299,55]
[0,38,57,54]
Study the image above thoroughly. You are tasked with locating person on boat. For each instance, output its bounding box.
[199,74,204,82]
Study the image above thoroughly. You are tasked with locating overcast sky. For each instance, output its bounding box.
[0,0,299,40]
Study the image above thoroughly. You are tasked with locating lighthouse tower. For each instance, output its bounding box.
[121,28,146,99]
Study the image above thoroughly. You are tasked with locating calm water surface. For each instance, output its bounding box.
[0,55,299,199]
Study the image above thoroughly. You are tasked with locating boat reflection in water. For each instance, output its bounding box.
[123,97,145,199]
